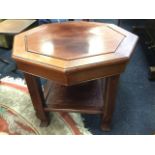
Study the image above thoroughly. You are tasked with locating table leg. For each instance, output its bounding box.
[101,75,120,131]
[24,73,50,127]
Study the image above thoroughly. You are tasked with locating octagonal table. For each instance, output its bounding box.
[13,21,138,131]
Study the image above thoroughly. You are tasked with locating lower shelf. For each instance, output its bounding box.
[44,79,104,114]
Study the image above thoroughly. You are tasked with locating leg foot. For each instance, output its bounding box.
[24,73,50,126]
[101,122,111,131]
[101,75,120,131]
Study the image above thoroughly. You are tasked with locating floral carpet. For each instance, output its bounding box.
[0,78,91,135]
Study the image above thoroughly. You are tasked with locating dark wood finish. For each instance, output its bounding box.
[13,21,138,86]
[12,21,138,131]
[101,75,120,131]
[26,22,124,60]
[44,80,104,114]
[67,62,126,85]
[24,73,50,126]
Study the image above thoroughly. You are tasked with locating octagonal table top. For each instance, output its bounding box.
[26,22,124,60]
[13,21,138,85]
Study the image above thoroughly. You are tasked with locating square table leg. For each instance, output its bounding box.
[101,75,120,131]
[24,73,50,127]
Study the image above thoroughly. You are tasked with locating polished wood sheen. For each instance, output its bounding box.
[12,21,138,131]
[26,22,125,60]
[13,21,138,86]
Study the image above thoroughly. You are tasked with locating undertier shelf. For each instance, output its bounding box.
[44,79,105,114]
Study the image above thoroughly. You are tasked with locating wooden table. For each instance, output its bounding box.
[12,21,138,131]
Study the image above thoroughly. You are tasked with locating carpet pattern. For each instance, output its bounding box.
[0,104,39,135]
[0,79,91,135]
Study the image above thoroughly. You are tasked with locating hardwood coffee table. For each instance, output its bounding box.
[12,21,138,131]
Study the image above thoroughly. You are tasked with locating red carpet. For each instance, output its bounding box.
[0,79,91,135]
[0,104,38,135]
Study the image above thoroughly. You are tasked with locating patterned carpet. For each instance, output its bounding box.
[0,78,91,135]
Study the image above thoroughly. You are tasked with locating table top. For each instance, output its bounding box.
[13,21,138,85]
[26,22,124,60]
[0,20,36,34]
